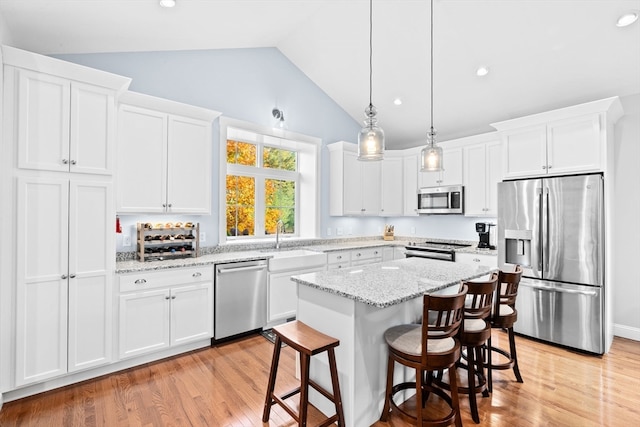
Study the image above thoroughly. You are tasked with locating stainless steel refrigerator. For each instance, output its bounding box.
[498,173,605,354]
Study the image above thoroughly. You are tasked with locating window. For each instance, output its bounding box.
[220,119,320,243]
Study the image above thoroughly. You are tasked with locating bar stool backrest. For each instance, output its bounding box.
[421,285,467,364]
[495,265,523,317]
[464,272,499,321]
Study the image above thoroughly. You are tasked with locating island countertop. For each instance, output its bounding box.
[291,257,495,308]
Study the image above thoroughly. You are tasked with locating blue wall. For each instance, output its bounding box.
[55,47,486,248]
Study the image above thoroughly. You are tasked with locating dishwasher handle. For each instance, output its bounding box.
[217,264,267,274]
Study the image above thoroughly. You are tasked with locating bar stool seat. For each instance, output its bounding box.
[262,320,345,427]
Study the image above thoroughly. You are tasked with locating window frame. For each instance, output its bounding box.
[218,117,321,245]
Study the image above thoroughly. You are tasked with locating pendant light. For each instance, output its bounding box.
[420,0,443,172]
[357,0,385,161]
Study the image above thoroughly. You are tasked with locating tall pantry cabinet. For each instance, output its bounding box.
[0,46,131,389]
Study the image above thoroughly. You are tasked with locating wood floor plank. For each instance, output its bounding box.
[0,333,638,426]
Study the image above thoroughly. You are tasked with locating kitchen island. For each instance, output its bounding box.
[291,257,494,427]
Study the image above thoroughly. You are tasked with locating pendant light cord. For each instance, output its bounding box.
[430,0,434,134]
[369,0,373,108]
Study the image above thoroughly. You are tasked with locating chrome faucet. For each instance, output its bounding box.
[275,219,284,249]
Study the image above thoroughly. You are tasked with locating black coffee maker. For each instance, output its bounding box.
[475,222,496,249]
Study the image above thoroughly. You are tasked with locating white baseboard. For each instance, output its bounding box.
[614,323,640,342]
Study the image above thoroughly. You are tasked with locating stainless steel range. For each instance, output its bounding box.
[405,241,472,262]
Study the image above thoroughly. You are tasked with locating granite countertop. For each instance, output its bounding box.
[115,237,497,273]
[291,257,495,308]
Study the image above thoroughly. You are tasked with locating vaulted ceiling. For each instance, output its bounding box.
[1,0,639,148]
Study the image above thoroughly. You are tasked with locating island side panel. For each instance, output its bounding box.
[297,284,422,427]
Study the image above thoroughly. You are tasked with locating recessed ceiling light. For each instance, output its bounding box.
[159,0,176,8]
[616,11,638,27]
[476,66,489,77]
[393,98,402,106]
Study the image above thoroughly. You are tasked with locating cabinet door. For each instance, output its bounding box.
[70,83,115,175]
[17,69,71,172]
[463,144,488,216]
[268,272,298,323]
[167,115,212,214]
[547,114,602,175]
[360,161,381,215]
[403,154,419,216]
[170,283,214,346]
[380,157,403,216]
[67,180,113,372]
[343,151,362,215]
[116,105,167,213]
[485,141,502,216]
[15,177,69,386]
[119,289,171,359]
[502,126,547,178]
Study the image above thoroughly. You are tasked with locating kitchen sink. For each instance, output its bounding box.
[261,249,327,272]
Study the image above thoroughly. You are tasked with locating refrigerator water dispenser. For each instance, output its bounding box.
[504,229,532,267]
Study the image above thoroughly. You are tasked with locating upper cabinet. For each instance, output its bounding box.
[493,97,623,179]
[463,138,501,216]
[3,46,131,175]
[380,155,404,217]
[116,91,221,214]
[328,142,382,216]
[418,147,463,188]
[403,153,419,216]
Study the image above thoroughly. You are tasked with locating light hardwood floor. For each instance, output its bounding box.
[0,332,638,426]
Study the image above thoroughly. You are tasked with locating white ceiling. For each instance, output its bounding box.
[1,0,639,149]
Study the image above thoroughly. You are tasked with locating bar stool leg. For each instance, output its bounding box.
[487,336,493,393]
[327,348,345,427]
[299,353,310,426]
[467,345,480,423]
[262,335,283,422]
[379,354,394,422]
[508,327,523,383]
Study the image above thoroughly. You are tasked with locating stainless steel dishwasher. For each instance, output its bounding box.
[214,259,268,339]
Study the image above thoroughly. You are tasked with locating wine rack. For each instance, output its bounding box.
[136,222,200,262]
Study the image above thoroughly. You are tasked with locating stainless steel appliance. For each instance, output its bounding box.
[498,173,605,354]
[215,259,268,339]
[417,185,464,214]
[405,241,472,262]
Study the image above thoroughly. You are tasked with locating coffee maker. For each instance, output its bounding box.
[475,222,496,249]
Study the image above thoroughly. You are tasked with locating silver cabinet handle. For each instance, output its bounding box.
[542,165,547,169]
[473,258,480,262]
[171,295,176,299]
[548,165,552,169]
[134,278,147,284]
[162,204,167,208]
[69,274,76,278]
[374,251,379,255]
[356,253,361,257]
[192,272,202,278]
[70,160,76,165]
[336,255,342,260]
[61,274,68,279]
[165,296,170,300]
[62,159,69,165]
[167,203,172,208]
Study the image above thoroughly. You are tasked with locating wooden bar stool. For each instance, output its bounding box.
[262,320,345,427]
[487,265,524,392]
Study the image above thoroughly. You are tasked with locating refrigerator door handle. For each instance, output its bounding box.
[536,187,544,273]
[523,282,598,297]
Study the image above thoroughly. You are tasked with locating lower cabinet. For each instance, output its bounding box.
[118,267,213,359]
[327,247,389,269]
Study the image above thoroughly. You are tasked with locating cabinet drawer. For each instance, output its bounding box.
[119,266,214,293]
[455,252,497,268]
[352,247,383,261]
[327,251,351,264]
[327,262,351,270]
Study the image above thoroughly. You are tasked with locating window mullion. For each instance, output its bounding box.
[255,175,266,237]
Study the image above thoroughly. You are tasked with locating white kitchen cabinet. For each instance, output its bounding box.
[116,91,221,214]
[118,267,213,359]
[326,251,352,270]
[403,153,419,216]
[328,141,381,216]
[15,68,119,175]
[14,177,114,386]
[455,252,498,269]
[380,156,403,217]
[464,140,502,216]
[350,247,383,266]
[419,148,463,188]
[494,98,624,179]
[382,247,395,262]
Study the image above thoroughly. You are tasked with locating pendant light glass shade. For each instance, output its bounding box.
[358,104,385,161]
[357,0,384,161]
[420,127,443,171]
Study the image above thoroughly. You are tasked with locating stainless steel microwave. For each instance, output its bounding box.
[417,185,464,214]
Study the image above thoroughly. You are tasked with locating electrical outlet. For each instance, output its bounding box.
[123,235,131,246]
[327,228,332,236]
[200,232,206,242]
[336,227,343,236]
